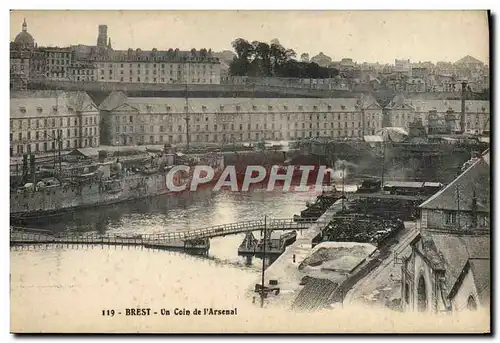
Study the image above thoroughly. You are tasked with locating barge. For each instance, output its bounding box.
[238,230,297,256]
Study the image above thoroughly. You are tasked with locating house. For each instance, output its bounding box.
[401,150,490,313]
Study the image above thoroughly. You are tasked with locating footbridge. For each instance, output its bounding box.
[10,218,326,248]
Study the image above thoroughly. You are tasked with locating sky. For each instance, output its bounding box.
[10,10,490,64]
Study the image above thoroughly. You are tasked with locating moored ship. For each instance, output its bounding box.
[10,151,225,223]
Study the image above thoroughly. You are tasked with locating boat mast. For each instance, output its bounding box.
[260,215,267,308]
[185,61,190,153]
[341,166,345,210]
[381,138,386,187]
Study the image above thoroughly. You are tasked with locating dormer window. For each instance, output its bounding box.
[19,107,26,114]
[482,106,486,112]
[341,105,346,110]
[252,105,257,111]
[284,105,288,110]
[36,107,43,113]
[327,105,332,110]
[166,106,171,111]
[146,105,152,112]
[268,105,273,110]
[298,105,303,110]
[52,106,58,113]
[202,106,207,111]
[236,105,241,111]
[67,106,74,113]
[313,105,318,110]
[220,105,224,111]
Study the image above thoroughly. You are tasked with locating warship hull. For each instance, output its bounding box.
[11,167,224,223]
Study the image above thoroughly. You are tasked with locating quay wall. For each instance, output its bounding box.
[28,80,356,100]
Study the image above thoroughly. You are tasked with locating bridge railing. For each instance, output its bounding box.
[10,217,331,245]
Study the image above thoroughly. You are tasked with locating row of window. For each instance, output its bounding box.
[48,59,71,65]
[444,211,488,227]
[72,69,94,75]
[115,121,380,134]
[101,76,215,83]
[113,112,380,122]
[100,69,212,76]
[44,52,71,59]
[11,116,98,130]
[100,63,214,69]
[75,76,95,81]
[11,138,98,156]
[116,129,378,145]
[10,127,99,142]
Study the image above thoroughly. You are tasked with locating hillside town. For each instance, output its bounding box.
[11,20,490,94]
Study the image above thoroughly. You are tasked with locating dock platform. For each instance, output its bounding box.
[248,199,346,308]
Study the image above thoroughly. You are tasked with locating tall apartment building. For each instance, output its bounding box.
[99,92,383,146]
[10,91,100,157]
[10,21,222,85]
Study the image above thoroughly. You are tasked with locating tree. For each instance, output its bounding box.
[229,38,334,78]
[252,41,272,76]
[232,38,254,60]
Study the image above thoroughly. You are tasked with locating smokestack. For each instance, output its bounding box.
[460,81,467,133]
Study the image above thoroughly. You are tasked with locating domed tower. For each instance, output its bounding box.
[14,18,35,50]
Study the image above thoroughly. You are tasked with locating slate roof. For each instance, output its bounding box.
[455,55,484,66]
[99,91,382,114]
[469,258,490,305]
[88,49,220,64]
[10,91,98,118]
[447,257,490,307]
[291,277,339,311]
[419,151,490,212]
[421,231,490,296]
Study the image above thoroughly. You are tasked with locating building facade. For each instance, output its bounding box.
[10,91,100,157]
[36,47,74,80]
[385,94,490,134]
[99,92,383,146]
[401,151,490,313]
[10,21,221,85]
[79,25,221,85]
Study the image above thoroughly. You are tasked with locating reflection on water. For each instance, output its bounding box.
[28,185,319,236]
[11,186,320,331]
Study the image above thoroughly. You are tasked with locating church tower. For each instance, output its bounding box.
[97,25,108,48]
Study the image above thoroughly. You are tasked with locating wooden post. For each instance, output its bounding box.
[260,215,267,308]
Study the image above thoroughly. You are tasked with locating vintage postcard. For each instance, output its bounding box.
[9,10,491,334]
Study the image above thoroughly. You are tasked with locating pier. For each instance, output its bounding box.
[10,218,324,253]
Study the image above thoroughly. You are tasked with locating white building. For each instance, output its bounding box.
[10,91,100,157]
[99,92,383,146]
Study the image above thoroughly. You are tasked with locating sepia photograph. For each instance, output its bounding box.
[8,9,491,334]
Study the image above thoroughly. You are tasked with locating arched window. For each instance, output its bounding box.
[417,275,427,312]
[467,295,478,311]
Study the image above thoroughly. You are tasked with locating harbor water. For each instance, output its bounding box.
[10,185,322,332]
